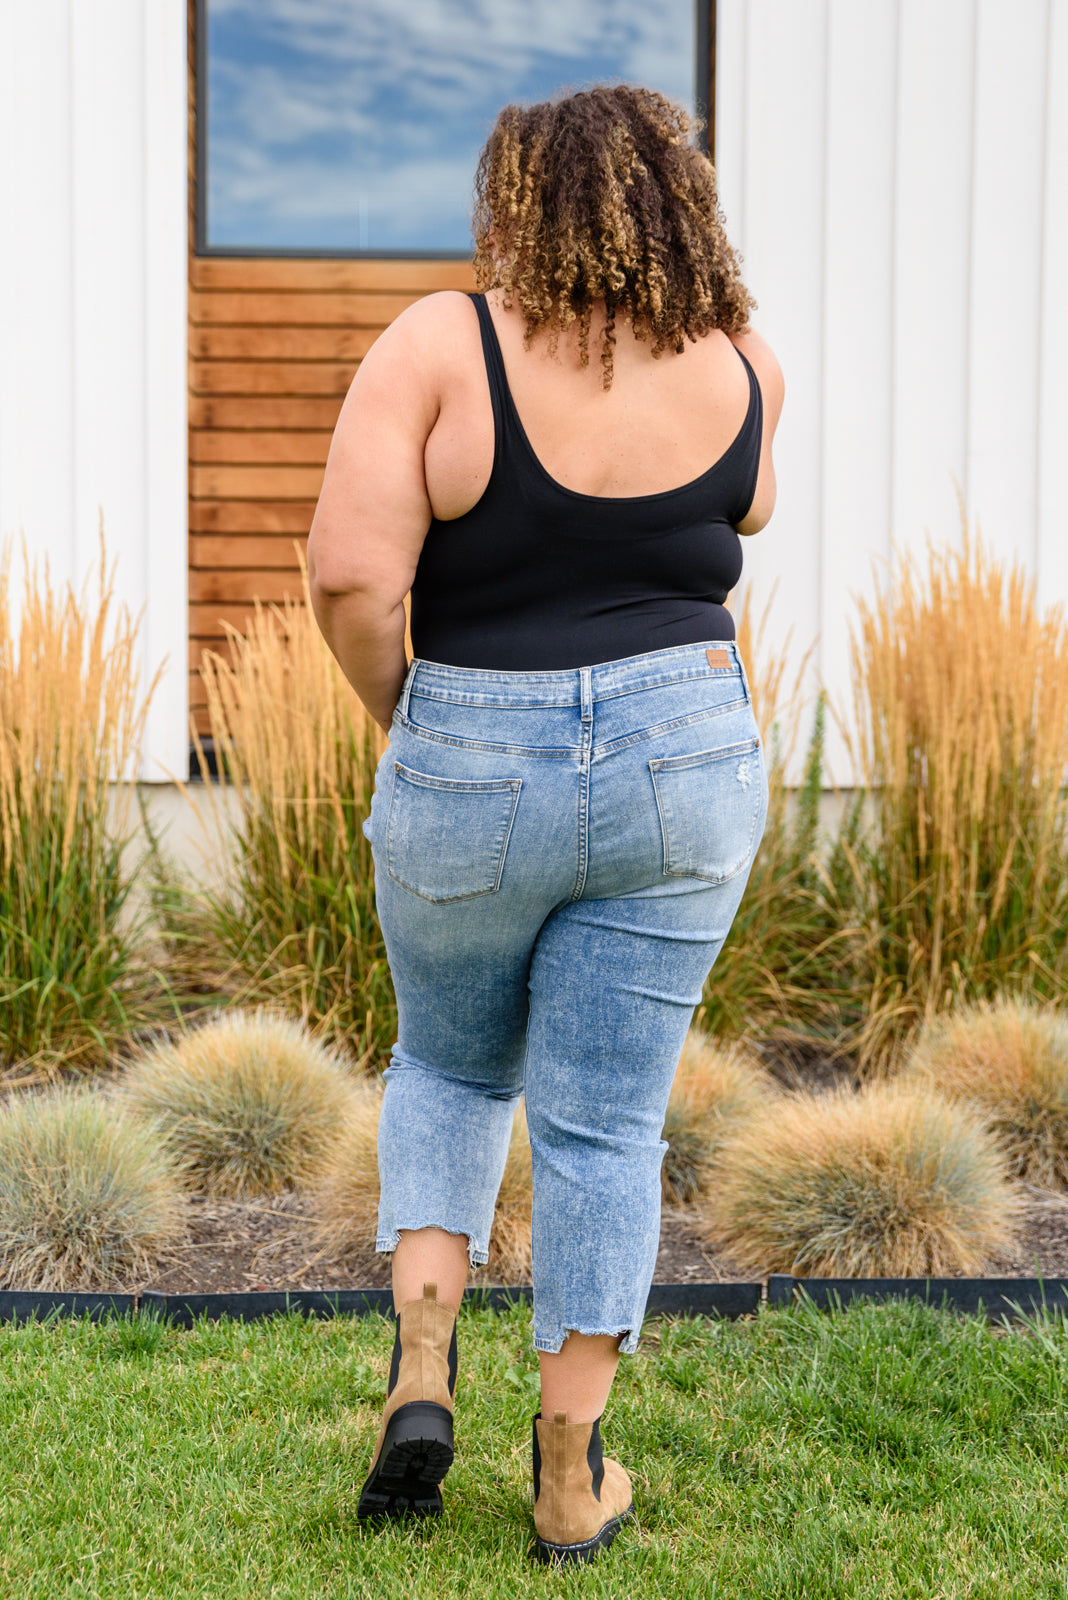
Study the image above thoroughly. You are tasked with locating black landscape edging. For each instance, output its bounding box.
[0,1282,757,1326]
[139,1281,759,1327]
[0,1291,138,1324]
[769,1275,1068,1320]
[646,1282,761,1318]
[3,1277,1067,1326]
[139,1288,395,1326]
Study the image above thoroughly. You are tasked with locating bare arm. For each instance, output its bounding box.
[727,328,785,536]
[306,299,443,730]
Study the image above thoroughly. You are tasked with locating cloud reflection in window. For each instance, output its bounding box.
[204,0,699,253]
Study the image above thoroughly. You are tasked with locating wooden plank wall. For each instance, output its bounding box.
[187,256,475,732]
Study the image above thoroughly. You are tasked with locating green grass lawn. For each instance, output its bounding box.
[1,1295,1066,1599]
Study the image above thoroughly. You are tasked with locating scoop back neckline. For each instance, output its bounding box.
[476,295,759,506]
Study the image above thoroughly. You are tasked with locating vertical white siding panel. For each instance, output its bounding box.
[142,0,190,780]
[820,0,897,781]
[70,2,147,613]
[1037,0,1068,615]
[712,0,747,247]
[891,0,975,559]
[2,1,188,774]
[966,0,1047,566]
[732,0,827,779]
[0,5,21,558]
[0,0,76,568]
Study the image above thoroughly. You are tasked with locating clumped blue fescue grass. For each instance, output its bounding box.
[903,996,1068,1190]
[700,1080,1022,1277]
[0,1084,188,1290]
[116,1008,362,1199]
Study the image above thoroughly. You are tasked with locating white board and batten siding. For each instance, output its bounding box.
[715,0,1068,782]
[0,0,188,780]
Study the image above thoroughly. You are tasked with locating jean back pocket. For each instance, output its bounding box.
[385,762,522,903]
[649,736,765,884]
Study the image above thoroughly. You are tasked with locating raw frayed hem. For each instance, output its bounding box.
[375,1227,488,1269]
[533,1325,640,1357]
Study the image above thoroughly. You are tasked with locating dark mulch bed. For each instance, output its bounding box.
[129,1185,1068,1297]
[131,1194,738,1296]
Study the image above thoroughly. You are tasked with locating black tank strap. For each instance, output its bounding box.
[469,293,512,471]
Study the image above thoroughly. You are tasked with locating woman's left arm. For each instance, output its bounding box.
[726,327,784,537]
[307,300,442,731]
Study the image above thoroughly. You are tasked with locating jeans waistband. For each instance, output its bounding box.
[402,640,746,712]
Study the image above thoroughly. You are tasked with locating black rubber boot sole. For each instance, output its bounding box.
[532,1501,634,1565]
[356,1400,455,1520]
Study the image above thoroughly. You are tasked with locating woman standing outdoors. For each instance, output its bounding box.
[307,84,783,1565]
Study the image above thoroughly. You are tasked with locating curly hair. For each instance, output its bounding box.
[472,84,756,389]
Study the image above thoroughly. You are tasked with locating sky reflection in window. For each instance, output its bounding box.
[203,0,699,253]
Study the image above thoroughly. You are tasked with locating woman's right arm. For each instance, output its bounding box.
[307,301,442,730]
[727,328,785,536]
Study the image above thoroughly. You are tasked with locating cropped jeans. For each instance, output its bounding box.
[363,640,768,1354]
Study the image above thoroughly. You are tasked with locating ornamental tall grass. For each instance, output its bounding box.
[699,591,861,1041]
[0,538,167,1078]
[660,1031,776,1203]
[185,575,395,1067]
[845,519,1068,1063]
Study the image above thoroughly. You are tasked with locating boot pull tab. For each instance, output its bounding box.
[554,1410,568,1426]
[423,1282,438,1301]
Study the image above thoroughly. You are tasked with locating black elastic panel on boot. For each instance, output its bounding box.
[532,1413,542,1500]
[386,1321,402,1397]
[447,1323,458,1397]
[587,1416,605,1502]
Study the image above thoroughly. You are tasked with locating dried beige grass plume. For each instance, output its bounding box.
[845,517,1068,1061]
[295,1072,384,1261]
[0,534,161,1075]
[482,1100,532,1282]
[189,566,394,1067]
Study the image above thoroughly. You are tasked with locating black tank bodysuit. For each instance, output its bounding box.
[409,294,763,671]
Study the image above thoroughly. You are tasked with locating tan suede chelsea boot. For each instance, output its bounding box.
[531,1410,634,1564]
[357,1282,458,1519]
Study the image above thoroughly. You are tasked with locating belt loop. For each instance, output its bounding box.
[733,640,752,705]
[579,666,593,722]
[398,658,416,720]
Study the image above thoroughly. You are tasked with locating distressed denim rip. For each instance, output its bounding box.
[363,640,769,1354]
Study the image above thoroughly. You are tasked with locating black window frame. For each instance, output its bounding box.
[193,0,716,260]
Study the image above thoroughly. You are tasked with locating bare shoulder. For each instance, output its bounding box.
[341,290,476,420]
[361,290,476,370]
[727,327,785,423]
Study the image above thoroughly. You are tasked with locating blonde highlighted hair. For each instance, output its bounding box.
[472,84,755,388]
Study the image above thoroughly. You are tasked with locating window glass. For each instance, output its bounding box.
[201,0,701,254]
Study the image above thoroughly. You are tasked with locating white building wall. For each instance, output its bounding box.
[1,2,1063,784]
[716,0,1068,782]
[0,0,188,780]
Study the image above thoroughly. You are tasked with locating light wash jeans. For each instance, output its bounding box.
[363,640,768,1354]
